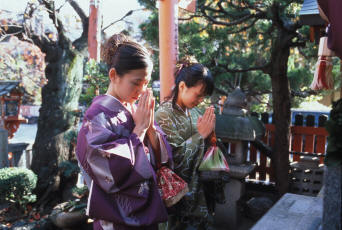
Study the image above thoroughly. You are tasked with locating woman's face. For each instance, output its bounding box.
[110,67,151,104]
[178,82,206,109]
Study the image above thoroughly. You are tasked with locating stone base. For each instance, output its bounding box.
[214,178,245,229]
[323,165,342,230]
[251,193,322,230]
[228,163,256,179]
[8,143,31,168]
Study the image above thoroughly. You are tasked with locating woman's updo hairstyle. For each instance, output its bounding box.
[171,56,214,107]
[101,33,152,76]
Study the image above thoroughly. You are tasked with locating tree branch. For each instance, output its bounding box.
[178,14,201,21]
[298,46,316,60]
[56,0,68,12]
[67,0,88,46]
[102,9,144,32]
[205,1,251,19]
[0,32,22,42]
[246,88,272,97]
[38,0,66,38]
[218,63,270,74]
[241,0,266,13]
[291,89,319,98]
[67,0,87,27]
[201,9,260,27]
[289,41,306,48]
[225,18,258,34]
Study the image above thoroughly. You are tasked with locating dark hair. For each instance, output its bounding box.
[170,57,214,107]
[101,33,152,75]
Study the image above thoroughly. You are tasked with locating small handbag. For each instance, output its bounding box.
[199,132,230,214]
[155,147,189,207]
[199,132,230,182]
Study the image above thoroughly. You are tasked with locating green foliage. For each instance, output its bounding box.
[288,67,312,90]
[80,59,109,106]
[59,161,80,178]
[64,128,78,147]
[64,199,87,213]
[139,0,321,111]
[140,12,160,83]
[331,57,342,90]
[250,94,271,113]
[0,167,37,208]
[72,185,88,198]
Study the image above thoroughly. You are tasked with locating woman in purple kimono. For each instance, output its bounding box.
[76,34,172,230]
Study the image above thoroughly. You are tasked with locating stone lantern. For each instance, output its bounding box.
[214,87,265,229]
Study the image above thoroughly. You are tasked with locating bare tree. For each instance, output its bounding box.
[1,0,88,201]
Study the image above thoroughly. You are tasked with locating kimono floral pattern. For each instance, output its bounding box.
[155,101,214,230]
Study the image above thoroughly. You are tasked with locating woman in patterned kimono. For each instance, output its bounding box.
[155,58,215,230]
[76,33,172,230]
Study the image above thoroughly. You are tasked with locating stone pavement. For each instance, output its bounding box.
[251,193,322,230]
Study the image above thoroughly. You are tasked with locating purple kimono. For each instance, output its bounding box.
[76,95,172,230]
[318,0,342,59]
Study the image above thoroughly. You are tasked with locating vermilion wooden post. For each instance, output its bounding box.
[88,0,101,95]
[317,115,328,164]
[259,125,269,181]
[292,114,304,162]
[304,115,315,155]
[268,125,276,182]
[88,0,101,61]
[158,0,178,102]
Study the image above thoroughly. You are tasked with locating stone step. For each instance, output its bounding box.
[251,193,322,230]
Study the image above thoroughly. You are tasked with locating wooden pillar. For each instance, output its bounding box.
[88,0,101,61]
[88,0,101,96]
[158,0,178,102]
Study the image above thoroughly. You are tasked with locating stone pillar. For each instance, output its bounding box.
[0,128,9,168]
[323,164,342,230]
[214,178,245,230]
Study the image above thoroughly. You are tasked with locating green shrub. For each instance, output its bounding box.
[59,160,80,178]
[0,167,37,207]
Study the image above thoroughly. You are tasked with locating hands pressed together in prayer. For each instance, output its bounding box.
[132,89,156,142]
[197,106,216,139]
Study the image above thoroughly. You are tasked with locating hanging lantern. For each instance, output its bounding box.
[0,81,27,138]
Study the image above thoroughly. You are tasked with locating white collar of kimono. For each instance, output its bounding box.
[105,93,123,105]
[102,94,135,114]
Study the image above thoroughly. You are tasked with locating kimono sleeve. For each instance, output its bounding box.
[147,124,174,169]
[82,112,152,194]
[155,109,204,176]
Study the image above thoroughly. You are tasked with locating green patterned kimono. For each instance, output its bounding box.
[155,101,214,230]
